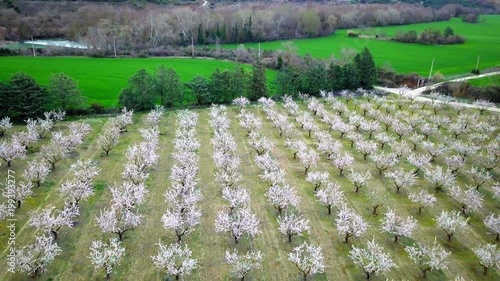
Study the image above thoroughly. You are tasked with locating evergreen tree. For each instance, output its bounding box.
[275,66,301,98]
[304,61,327,96]
[342,63,360,90]
[197,24,205,45]
[327,63,344,91]
[355,48,377,89]
[1,72,48,120]
[47,73,84,110]
[248,61,267,101]
[154,65,183,108]
[228,65,248,102]
[186,74,211,105]
[210,68,231,103]
[119,68,155,111]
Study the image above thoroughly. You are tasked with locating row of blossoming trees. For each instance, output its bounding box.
[0,89,498,280]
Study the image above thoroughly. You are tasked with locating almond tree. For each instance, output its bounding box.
[265,184,300,215]
[385,168,416,193]
[316,182,345,215]
[305,172,329,191]
[151,241,198,280]
[288,242,324,281]
[3,181,33,209]
[424,166,456,192]
[392,121,412,140]
[405,238,450,278]
[298,149,319,175]
[360,120,381,139]
[336,205,368,243]
[162,206,201,243]
[29,203,79,240]
[15,235,62,278]
[222,186,250,214]
[23,160,51,187]
[12,130,38,151]
[145,105,165,128]
[41,142,68,169]
[331,153,354,176]
[374,132,395,149]
[408,132,424,151]
[278,213,310,243]
[408,189,437,214]
[225,249,263,281]
[435,210,469,242]
[349,239,397,280]
[249,132,273,156]
[0,139,26,167]
[390,140,412,159]
[96,206,143,241]
[215,207,260,244]
[110,181,148,210]
[473,99,495,115]
[368,185,387,216]
[112,107,134,132]
[347,169,372,193]
[239,111,262,135]
[468,166,492,190]
[421,141,448,162]
[370,152,398,176]
[451,139,480,161]
[444,155,465,175]
[88,238,125,280]
[473,243,500,275]
[346,132,363,149]
[484,214,500,242]
[285,139,307,159]
[59,180,94,206]
[355,140,378,160]
[0,116,12,137]
[380,209,417,242]
[407,153,431,175]
[420,123,438,140]
[448,185,484,215]
[98,126,121,156]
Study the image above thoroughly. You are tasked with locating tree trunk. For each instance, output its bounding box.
[304,167,309,175]
[51,230,58,240]
[355,186,360,193]
[447,233,453,241]
[363,154,367,160]
[17,200,21,209]
[394,235,399,242]
[396,186,401,193]
[176,274,180,280]
[303,273,308,281]
[418,206,423,215]
[7,160,11,167]
[345,233,350,243]
[339,169,344,176]
[293,152,298,159]
[36,181,40,187]
[177,234,182,243]
[288,234,292,243]
[328,205,332,215]
[106,272,110,280]
[483,265,488,275]
[496,232,499,242]
[234,235,239,244]
[118,231,124,241]
[365,271,371,280]
[372,205,380,216]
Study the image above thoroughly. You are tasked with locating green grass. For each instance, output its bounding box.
[222,15,500,77]
[468,74,500,87]
[0,57,276,107]
[0,96,498,281]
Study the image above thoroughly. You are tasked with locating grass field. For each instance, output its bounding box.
[0,57,277,107]
[222,15,500,77]
[468,74,500,87]
[0,95,498,281]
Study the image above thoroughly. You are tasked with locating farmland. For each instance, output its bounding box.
[0,57,276,107]
[0,93,498,280]
[468,74,500,87]
[222,15,500,77]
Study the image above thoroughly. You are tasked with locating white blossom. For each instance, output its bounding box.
[484,214,500,242]
[405,238,450,277]
[316,182,345,215]
[473,243,500,275]
[408,189,437,214]
[336,204,368,243]
[265,184,300,215]
[23,160,51,187]
[435,211,469,241]
[88,238,125,279]
[278,213,310,243]
[151,241,198,279]
[29,203,79,240]
[15,235,62,278]
[215,207,260,244]
[288,242,325,280]
[225,249,263,280]
[380,209,417,242]
[350,239,397,280]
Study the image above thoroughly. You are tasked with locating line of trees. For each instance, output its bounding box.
[119,48,376,110]
[394,27,465,45]
[0,72,84,120]
[0,2,486,52]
